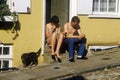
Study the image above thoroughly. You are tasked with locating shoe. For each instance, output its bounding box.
[69,58,75,62]
[55,54,62,63]
[51,55,56,61]
[57,57,62,63]
[77,57,88,60]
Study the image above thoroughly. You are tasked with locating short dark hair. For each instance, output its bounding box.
[71,16,80,23]
[50,15,59,24]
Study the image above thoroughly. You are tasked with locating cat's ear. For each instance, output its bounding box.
[38,48,41,53]
[36,48,41,57]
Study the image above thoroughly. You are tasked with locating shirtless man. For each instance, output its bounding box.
[55,16,87,62]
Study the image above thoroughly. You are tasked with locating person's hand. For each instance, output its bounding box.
[63,32,67,35]
[63,32,67,38]
[78,34,85,39]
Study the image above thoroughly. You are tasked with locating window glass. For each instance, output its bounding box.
[0,0,6,4]
[0,47,2,55]
[0,61,1,68]
[100,0,107,12]
[3,47,9,55]
[93,0,99,12]
[109,0,116,12]
[3,60,9,68]
[93,0,117,13]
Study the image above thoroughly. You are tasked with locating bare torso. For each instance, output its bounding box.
[64,23,80,38]
[46,23,60,45]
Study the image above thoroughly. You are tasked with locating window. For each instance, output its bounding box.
[6,0,31,13]
[93,0,118,14]
[77,0,120,18]
[0,44,12,68]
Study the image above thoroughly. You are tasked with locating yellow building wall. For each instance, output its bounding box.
[13,0,44,67]
[78,16,120,45]
[0,0,44,67]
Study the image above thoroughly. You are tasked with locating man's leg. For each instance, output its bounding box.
[77,38,87,59]
[65,38,75,62]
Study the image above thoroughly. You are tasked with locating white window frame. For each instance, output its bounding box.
[0,44,12,68]
[77,0,120,18]
[7,0,31,13]
[92,0,118,13]
[89,0,120,18]
[69,0,77,21]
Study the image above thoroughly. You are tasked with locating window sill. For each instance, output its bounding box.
[89,14,120,19]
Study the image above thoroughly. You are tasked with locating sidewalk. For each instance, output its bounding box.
[0,47,120,80]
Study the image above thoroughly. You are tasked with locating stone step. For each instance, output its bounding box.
[43,44,51,64]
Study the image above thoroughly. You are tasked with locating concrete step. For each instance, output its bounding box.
[43,53,51,64]
[43,44,51,64]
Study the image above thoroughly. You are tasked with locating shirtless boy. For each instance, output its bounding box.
[55,16,87,62]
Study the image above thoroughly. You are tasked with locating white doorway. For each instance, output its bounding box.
[43,0,77,54]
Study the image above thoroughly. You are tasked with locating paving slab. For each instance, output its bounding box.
[0,47,120,80]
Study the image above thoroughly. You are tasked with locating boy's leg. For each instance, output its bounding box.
[77,38,87,58]
[65,38,75,61]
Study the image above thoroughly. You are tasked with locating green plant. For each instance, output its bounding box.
[0,0,17,18]
[0,0,17,32]
[11,12,17,33]
[0,1,11,18]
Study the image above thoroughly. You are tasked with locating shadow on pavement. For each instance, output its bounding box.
[63,75,87,80]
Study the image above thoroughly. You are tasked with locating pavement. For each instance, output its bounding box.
[0,47,120,80]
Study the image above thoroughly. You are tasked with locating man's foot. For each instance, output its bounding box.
[69,58,75,62]
[77,56,88,60]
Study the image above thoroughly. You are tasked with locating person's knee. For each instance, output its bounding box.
[59,34,64,39]
[52,33,57,37]
[81,37,87,43]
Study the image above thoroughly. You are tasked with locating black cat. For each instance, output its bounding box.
[21,48,41,67]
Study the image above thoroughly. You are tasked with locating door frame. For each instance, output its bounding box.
[42,0,77,54]
[69,0,77,21]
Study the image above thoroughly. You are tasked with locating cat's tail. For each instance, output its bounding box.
[36,48,41,57]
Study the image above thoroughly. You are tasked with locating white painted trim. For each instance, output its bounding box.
[42,0,77,54]
[118,0,120,13]
[89,14,120,18]
[7,0,14,12]
[69,0,77,22]
[77,0,93,15]
[88,45,119,51]
[0,44,13,68]
[3,16,18,22]
[0,59,12,68]
[90,0,120,18]
[9,60,12,67]
[42,0,46,55]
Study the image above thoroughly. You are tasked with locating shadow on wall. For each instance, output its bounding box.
[0,21,21,40]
